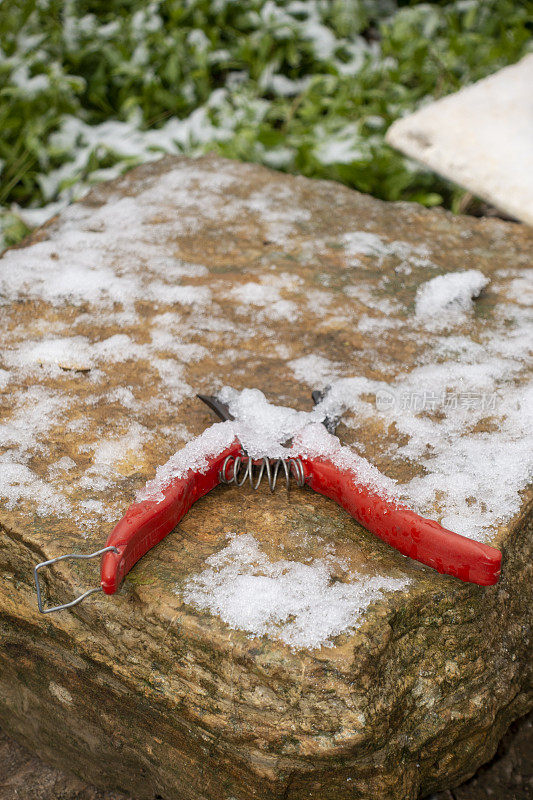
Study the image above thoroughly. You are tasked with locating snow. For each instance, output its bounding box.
[229,281,298,321]
[3,333,159,378]
[259,68,312,97]
[415,269,489,327]
[79,423,149,492]
[137,421,236,502]
[0,387,70,460]
[342,231,388,259]
[183,532,408,650]
[36,104,232,204]
[13,200,66,229]
[357,314,399,333]
[137,388,399,503]
[220,387,316,459]
[342,231,432,270]
[0,162,312,314]
[344,285,401,315]
[299,319,533,541]
[314,125,363,165]
[0,461,71,516]
[505,271,533,306]
[306,288,333,315]
[48,456,76,477]
[289,354,340,386]
[10,65,49,94]
[245,186,312,246]
[149,283,211,307]
[301,17,338,61]
[0,165,233,308]
[5,337,95,372]
[399,382,533,537]
[79,498,117,522]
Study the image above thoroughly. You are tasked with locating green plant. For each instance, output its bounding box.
[0,0,531,247]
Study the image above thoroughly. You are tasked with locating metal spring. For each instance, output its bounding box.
[219,454,305,492]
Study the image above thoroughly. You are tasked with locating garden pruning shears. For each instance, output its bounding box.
[34,391,501,614]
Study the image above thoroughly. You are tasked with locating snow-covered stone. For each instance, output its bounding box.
[0,156,531,800]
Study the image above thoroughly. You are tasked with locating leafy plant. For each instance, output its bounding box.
[0,0,531,246]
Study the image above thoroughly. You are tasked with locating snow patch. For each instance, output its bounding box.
[230,281,298,321]
[289,354,340,386]
[137,421,236,502]
[4,337,94,373]
[48,456,76,477]
[342,231,432,270]
[183,533,409,650]
[415,269,489,327]
[0,459,71,516]
[78,423,150,492]
[505,271,533,306]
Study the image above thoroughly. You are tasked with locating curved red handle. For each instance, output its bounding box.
[303,457,501,586]
[100,445,501,594]
[100,441,241,594]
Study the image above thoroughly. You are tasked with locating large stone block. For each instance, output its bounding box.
[0,156,531,799]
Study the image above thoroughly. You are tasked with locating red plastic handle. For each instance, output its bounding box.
[303,457,501,586]
[100,441,241,594]
[101,446,501,594]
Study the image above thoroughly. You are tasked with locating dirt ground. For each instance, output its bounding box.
[1,712,531,800]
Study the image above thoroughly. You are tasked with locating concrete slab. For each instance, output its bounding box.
[386,54,533,226]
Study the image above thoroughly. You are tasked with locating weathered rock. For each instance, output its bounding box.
[2,711,532,800]
[0,155,531,800]
[2,712,532,800]
[432,711,533,800]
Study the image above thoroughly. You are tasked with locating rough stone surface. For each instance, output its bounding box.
[386,54,533,227]
[2,711,532,799]
[0,156,532,800]
[431,711,533,800]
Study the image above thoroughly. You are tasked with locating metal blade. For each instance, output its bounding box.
[311,387,341,435]
[197,394,235,422]
[198,391,340,436]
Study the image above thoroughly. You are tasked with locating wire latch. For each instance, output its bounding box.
[33,546,119,614]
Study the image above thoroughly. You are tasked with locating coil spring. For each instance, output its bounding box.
[219,454,305,492]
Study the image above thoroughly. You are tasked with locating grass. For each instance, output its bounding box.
[0,0,531,247]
